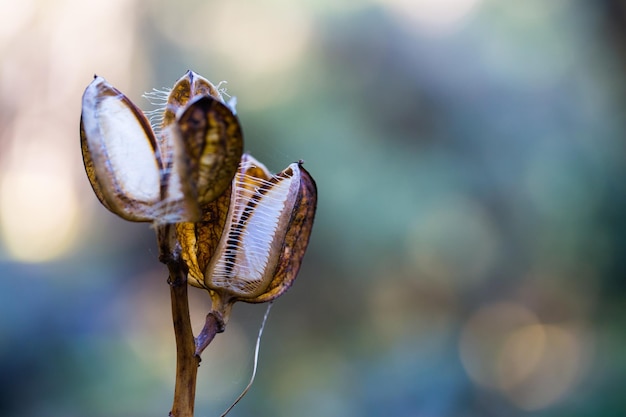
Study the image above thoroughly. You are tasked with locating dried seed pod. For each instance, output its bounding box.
[179,154,317,314]
[80,76,164,222]
[177,95,243,206]
[161,70,225,130]
[176,186,232,288]
[80,71,316,312]
[80,72,243,224]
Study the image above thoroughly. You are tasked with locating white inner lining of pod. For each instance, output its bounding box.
[209,163,300,296]
[96,95,161,203]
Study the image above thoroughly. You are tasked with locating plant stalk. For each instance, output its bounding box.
[160,224,223,417]
[167,261,198,417]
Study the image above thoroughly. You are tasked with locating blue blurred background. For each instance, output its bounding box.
[1,0,625,416]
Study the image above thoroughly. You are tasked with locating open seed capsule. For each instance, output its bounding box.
[80,71,243,224]
[178,154,317,310]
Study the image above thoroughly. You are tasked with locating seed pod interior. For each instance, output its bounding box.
[80,76,162,222]
[205,155,304,300]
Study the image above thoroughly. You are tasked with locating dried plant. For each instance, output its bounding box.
[80,71,317,417]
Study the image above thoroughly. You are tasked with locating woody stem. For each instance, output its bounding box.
[167,260,199,417]
[159,224,222,417]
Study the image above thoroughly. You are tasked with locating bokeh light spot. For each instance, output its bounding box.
[459,302,540,389]
[460,302,587,410]
[499,324,584,411]
[378,0,482,34]
[0,118,82,263]
[1,170,80,262]
[407,195,500,287]
[151,0,311,77]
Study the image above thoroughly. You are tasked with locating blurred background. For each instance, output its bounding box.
[1,0,625,416]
